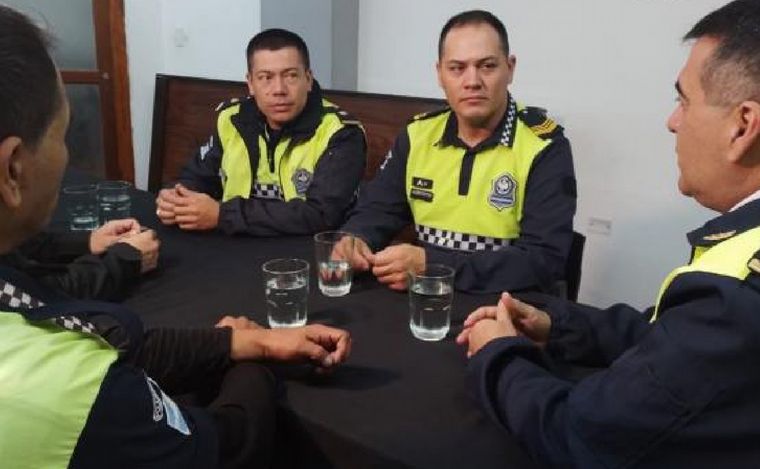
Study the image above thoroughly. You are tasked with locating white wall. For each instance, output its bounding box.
[261,0,333,88]
[125,0,261,190]
[357,0,728,309]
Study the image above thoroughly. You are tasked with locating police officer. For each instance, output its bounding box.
[458,1,760,466]
[0,8,351,468]
[155,29,366,236]
[340,10,576,293]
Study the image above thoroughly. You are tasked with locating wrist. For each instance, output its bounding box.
[230,328,266,361]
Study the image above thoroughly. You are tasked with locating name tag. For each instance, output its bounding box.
[410,188,433,202]
[412,177,433,190]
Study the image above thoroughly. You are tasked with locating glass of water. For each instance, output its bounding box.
[262,258,309,328]
[97,180,131,222]
[314,231,354,297]
[408,264,455,341]
[63,184,99,231]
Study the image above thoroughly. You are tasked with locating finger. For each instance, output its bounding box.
[371,248,396,267]
[307,326,351,366]
[175,183,196,197]
[300,339,330,366]
[173,204,199,216]
[463,306,498,327]
[496,295,510,322]
[159,189,185,205]
[178,222,199,230]
[376,271,406,286]
[388,280,407,291]
[372,261,402,277]
[175,214,199,224]
[215,316,237,328]
[456,326,471,345]
[159,215,177,225]
[157,199,177,212]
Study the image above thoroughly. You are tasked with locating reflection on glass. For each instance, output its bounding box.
[65,85,105,178]
[3,0,96,70]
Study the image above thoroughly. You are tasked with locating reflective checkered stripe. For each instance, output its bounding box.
[252,183,283,200]
[416,224,512,252]
[0,279,96,333]
[1,281,43,309]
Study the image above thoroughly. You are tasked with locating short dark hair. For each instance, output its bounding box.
[246,28,310,71]
[0,6,61,148]
[438,10,509,59]
[684,0,760,106]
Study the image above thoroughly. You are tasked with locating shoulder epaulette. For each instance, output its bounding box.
[518,106,562,140]
[325,106,363,127]
[214,96,246,113]
[411,106,451,123]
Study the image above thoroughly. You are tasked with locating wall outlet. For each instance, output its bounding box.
[588,217,612,236]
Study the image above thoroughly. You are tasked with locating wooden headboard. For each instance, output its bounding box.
[148,74,445,192]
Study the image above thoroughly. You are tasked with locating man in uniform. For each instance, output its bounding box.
[0,8,351,468]
[156,29,366,236]
[458,1,760,466]
[339,10,576,293]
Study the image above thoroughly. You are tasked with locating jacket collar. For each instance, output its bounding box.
[237,79,325,142]
[687,198,760,248]
[436,93,518,150]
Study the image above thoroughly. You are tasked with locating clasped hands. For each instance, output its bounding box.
[456,292,552,358]
[332,236,425,291]
[89,218,160,273]
[156,183,220,230]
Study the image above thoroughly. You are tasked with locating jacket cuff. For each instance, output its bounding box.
[107,242,143,283]
[218,198,242,235]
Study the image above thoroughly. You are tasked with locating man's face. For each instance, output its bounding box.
[667,37,734,212]
[437,23,515,129]
[246,46,313,130]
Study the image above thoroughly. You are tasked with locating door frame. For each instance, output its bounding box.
[60,0,133,182]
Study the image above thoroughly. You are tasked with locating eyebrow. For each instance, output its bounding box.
[445,55,499,65]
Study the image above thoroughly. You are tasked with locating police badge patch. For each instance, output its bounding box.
[489,173,517,210]
[292,168,313,196]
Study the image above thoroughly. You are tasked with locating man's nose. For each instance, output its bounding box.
[463,65,482,89]
[271,75,287,94]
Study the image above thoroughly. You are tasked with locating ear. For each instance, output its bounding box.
[436,60,443,89]
[245,72,255,96]
[727,101,760,164]
[0,136,24,209]
[305,68,313,91]
[505,54,517,86]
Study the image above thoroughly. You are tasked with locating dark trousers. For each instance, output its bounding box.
[204,363,277,469]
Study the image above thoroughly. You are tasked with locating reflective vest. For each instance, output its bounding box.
[0,311,117,467]
[219,99,350,203]
[651,226,760,321]
[405,106,553,251]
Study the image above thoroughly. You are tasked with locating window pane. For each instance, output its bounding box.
[65,85,105,178]
[4,0,97,69]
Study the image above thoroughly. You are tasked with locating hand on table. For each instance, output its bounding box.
[456,292,552,357]
[371,243,425,291]
[332,235,374,271]
[119,229,161,273]
[230,324,352,372]
[215,315,264,330]
[156,184,220,230]
[89,218,141,254]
